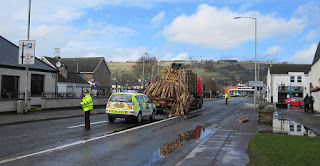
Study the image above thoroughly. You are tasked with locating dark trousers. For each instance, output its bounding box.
[85,110,91,129]
[304,104,309,112]
[226,98,228,105]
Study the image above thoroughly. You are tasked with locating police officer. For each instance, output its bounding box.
[225,93,229,105]
[81,90,93,130]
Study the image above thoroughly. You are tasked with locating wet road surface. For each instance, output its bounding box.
[0,97,255,166]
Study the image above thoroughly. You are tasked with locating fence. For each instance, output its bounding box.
[1,92,25,99]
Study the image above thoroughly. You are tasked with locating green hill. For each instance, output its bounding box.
[108,60,271,87]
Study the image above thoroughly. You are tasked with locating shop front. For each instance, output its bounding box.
[278,86,304,103]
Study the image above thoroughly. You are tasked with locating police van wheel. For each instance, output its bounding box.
[150,110,155,122]
[108,117,115,123]
[136,112,142,124]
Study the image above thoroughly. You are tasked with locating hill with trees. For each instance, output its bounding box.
[108,59,272,96]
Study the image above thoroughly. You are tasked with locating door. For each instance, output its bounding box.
[143,95,152,115]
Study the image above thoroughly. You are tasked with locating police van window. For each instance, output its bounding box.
[139,95,145,102]
[135,95,143,102]
[143,95,150,103]
[110,95,132,102]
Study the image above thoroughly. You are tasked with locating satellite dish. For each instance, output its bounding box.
[56,61,61,68]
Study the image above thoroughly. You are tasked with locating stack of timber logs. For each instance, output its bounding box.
[144,68,195,116]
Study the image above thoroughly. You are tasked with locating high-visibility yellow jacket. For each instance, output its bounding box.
[81,94,93,111]
[225,93,229,99]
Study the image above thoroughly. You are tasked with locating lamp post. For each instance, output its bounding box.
[142,53,148,90]
[234,16,257,110]
[189,56,201,69]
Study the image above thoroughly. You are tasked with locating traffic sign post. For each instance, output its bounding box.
[18,40,35,65]
[249,81,263,87]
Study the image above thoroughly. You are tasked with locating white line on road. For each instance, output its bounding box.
[189,108,205,114]
[67,121,109,129]
[0,117,179,164]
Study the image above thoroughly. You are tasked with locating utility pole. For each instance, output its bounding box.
[24,0,32,113]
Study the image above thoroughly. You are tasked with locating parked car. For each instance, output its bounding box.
[106,92,156,123]
[284,97,304,107]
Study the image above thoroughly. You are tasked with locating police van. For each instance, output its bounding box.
[106,92,156,123]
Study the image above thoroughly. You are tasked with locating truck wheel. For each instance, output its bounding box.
[136,112,142,124]
[108,117,115,123]
[150,110,155,122]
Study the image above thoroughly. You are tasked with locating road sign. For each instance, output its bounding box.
[249,81,263,87]
[18,40,35,65]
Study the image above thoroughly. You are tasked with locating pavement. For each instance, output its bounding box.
[0,106,107,126]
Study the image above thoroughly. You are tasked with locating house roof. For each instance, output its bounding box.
[312,42,320,65]
[42,56,111,73]
[0,36,56,72]
[269,64,311,74]
[58,71,89,84]
[60,57,106,73]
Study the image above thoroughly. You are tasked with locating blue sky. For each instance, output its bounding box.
[1,0,319,64]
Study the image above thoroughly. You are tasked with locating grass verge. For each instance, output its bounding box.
[248,133,320,166]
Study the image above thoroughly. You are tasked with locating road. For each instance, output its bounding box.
[0,97,252,166]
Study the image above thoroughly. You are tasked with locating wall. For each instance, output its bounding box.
[41,97,108,109]
[57,82,90,97]
[93,60,111,89]
[311,60,320,112]
[0,99,30,113]
[0,68,56,105]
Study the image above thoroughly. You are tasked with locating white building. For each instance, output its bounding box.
[0,36,57,110]
[310,42,320,112]
[267,64,311,103]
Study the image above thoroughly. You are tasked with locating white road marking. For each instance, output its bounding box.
[0,117,179,164]
[67,121,109,129]
[189,108,205,114]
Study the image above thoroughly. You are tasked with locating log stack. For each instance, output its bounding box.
[144,68,195,116]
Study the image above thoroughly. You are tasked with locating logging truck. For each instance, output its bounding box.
[144,63,204,116]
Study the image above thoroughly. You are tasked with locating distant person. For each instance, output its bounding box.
[304,94,311,113]
[81,90,93,130]
[310,94,315,114]
[225,93,229,105]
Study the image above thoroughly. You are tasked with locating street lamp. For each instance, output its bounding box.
[142,53,148,90]
[234,16,257,110]
[189,56,201,69]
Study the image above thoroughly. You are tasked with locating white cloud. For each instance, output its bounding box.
[264,46,281,55]
[152,11,166,28]
[171,52,189,60]
[305,29,320,41]
[290,44,318,64]
[293,2,320,26]
[164,4,306,49]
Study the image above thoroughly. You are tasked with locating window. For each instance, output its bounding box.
[290,76,295,82]
[109,95,132,102]
[297,125,301,131]
[136,95,145,102]
[297,76,302,83]
[31,74,44,96]
[143,95,150,103]
[290,124,294,131]
[1,75,19,98]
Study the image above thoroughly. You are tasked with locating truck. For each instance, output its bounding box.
[144,63,204,115]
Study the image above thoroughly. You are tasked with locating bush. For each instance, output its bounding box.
[258,102,267,110]
[265,105,276,112]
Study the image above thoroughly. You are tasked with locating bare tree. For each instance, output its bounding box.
[132,55,161,83]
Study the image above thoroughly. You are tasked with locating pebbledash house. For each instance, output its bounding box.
[267,64,311,104]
